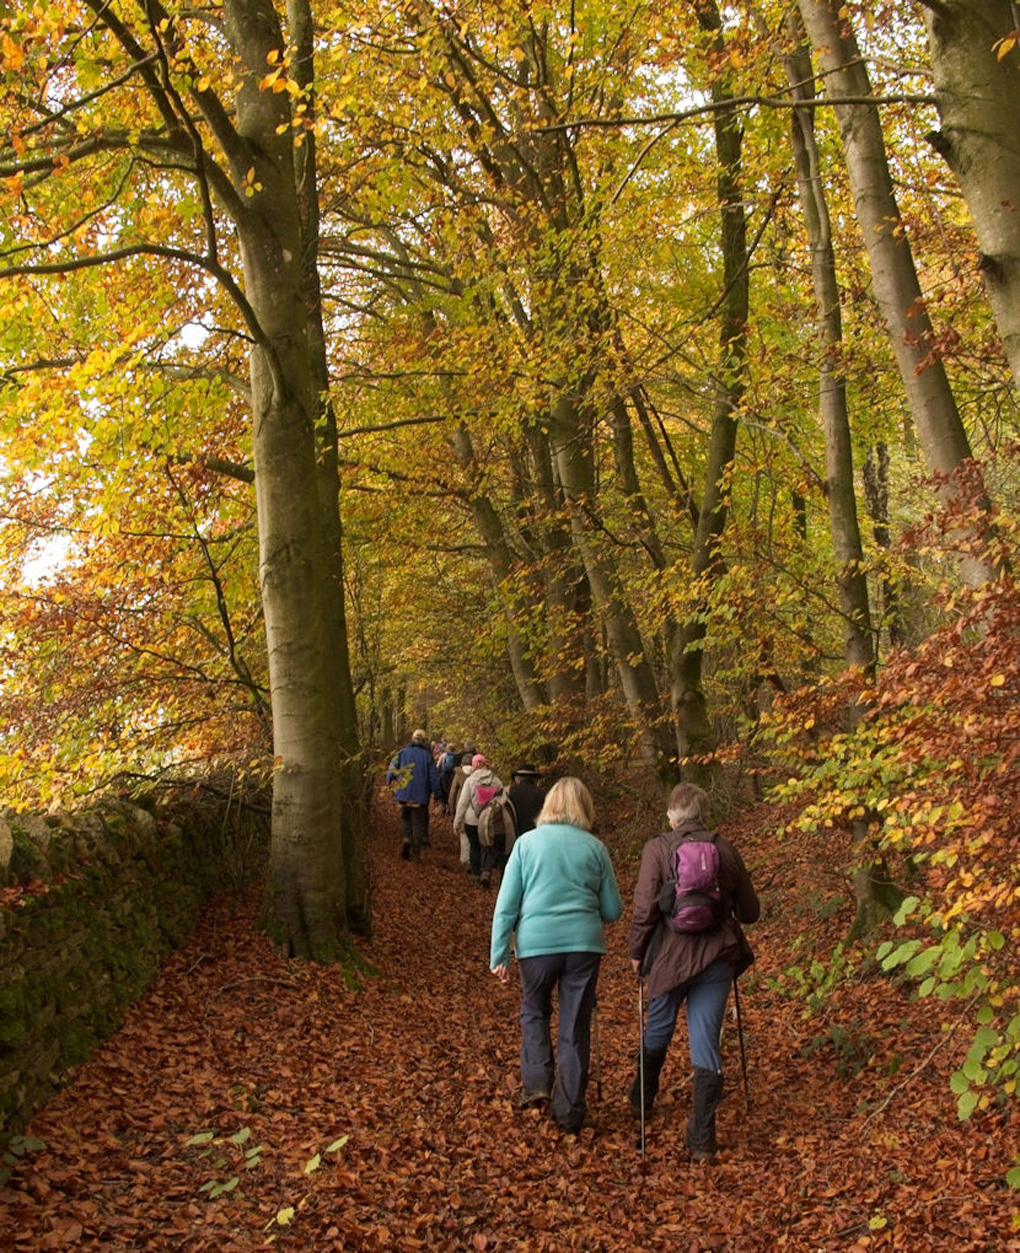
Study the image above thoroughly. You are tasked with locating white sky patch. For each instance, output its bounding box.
[21,533,72,586]
[179,321,210,349]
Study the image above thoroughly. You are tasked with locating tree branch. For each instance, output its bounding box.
[533,90,936,136]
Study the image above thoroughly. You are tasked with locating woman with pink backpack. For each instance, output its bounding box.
[453,753,504,887]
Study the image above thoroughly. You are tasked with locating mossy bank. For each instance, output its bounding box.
[0,784,267,1140]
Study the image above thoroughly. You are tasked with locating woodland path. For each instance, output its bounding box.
[2,794,1017,1251]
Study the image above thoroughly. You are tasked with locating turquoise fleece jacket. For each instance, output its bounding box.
[489,822,623,969]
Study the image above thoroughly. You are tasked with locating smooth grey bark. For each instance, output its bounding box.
[784,22,875,676]
[451,426,546,711]
[921,1,1020,393]
[667,0,749,782]
[515,424,593,704]
[287,0,368,933]
[217,0,351,957]
[797,0,997,586]
[550,392,676,781]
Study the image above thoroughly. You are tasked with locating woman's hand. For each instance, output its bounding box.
[491,964,510,984]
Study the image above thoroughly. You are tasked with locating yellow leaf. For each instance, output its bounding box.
[995,33,1018,60]
[2,33,24,71]
[990,673,1006,687]
[275,1207,295,1226]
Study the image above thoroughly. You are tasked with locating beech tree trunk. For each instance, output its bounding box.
[516,422,592,705]
[922,1,1020,393]
[288,0,369,933]
[668,0,749,781]
[797,0,997,587]
[550,393,676,780]
[451,426,546,711]
[221,0,353,958]
[784,23,875,676]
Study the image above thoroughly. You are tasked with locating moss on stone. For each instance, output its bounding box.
[0,982,26,1050]
[8,829,47,884]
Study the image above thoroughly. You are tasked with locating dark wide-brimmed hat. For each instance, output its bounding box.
[511,764,541,778]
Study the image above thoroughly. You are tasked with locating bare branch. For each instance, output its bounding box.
[532,90,936,137]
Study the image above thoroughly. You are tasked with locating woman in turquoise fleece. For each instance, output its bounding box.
[490,777,623,1132]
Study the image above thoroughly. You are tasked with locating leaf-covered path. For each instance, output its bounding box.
[3,798,1018,1250]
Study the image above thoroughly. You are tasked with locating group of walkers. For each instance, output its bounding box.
[387,731,543,885]
[386,731,760,1160]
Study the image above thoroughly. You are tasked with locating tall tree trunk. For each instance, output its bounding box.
[863,442,920,650]
[922,1,1020,394]
[451,426,546,711]
[797,0,997,587]
[288,0,368,933]
[222,0,349,958]
[550,392,676,781]
[784,22,875,676]
[517,422,591,704]
[668,0,750,782]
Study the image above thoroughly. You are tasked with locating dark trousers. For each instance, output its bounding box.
[466,823,481,878]
[518,951,601,1132]
[399,804,429,854]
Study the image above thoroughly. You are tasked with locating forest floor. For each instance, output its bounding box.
[2,783,1018,1251]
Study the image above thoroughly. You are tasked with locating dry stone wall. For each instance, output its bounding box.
[0,790,267,1139]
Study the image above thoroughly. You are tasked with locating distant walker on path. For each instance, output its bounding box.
[386,729,442,861]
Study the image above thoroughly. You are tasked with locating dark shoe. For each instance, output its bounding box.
[478,874,491,889]
[685,1067,723,1161]
[628,1047,668,1117]
[518,1089,551,1109]
[400,842,411,860]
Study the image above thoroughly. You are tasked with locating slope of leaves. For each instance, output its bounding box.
[2,787,1017,1251]
[761,521,1020,1131]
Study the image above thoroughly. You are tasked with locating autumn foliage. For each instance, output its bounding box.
[760,507,1020,1145]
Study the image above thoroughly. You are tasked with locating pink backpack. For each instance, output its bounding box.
[658,833,724,932]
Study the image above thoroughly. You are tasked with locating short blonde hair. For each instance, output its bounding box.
[536,777,595,832]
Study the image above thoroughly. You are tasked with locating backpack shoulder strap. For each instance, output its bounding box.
[682,828,718,845]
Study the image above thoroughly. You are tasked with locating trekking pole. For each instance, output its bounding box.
[592,999,603,1102]
[637,975,647,1161]
[732,974,751,1111]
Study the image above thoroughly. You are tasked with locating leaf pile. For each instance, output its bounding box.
[2,797,1017,1250]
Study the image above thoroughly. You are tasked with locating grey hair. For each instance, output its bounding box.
[667,782,708,829]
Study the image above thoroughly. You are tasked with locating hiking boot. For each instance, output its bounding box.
[684,1066,723,1162]
[628,1047,668,1117]
[479,871,491,889]
[400,842,411,860]
[518,1089,551,1109]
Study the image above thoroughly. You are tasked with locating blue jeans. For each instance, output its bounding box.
[518,952,601,1131]
[643,957,732,1072]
